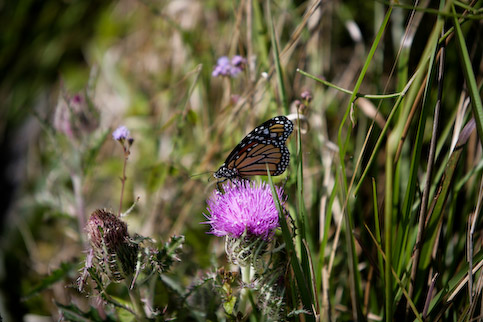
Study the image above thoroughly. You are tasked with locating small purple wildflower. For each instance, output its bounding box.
[212,55,246,78]
[231,55,246,67]
[112,125,131,141]
[230,55,246,76]
[212,56,232,77]
[230,66,243,77]
[204,181,284,240]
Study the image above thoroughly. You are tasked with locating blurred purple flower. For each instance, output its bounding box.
[230,67,243,77]
[231,94,241,104]
[212,55,246,78]
[112,125,131,141]
[230,55,246,76]
[54,92,99,139]
[203,181,284,240]
[71,93,83,105]
[212,56,232,77]
[231,55,246,68]
[300,90,312,103]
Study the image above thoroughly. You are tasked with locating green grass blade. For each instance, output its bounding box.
[452,4,483,142]
[294,113,315,303]
[420,119,476,269]
[266,167,315,321]
[267,0,289,114]
[365,224,423,321]
[296,69,402,99]
[425,247,483,317]
[372,178,384,283]
[338,7,394,320]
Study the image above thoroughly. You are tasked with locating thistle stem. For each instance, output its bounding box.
[239,265,254,315]
[71,173,86,244]
[127,281,147,320]
[118,147,129,216]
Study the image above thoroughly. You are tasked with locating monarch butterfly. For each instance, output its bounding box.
[214,115,293,181]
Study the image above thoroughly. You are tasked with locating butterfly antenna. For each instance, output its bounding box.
[207,174,216,183]
[190,171,213,180]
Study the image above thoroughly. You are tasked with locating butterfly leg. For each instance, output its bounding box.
[216,178,227,193]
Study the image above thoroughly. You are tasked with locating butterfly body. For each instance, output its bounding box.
[214,116,293,181]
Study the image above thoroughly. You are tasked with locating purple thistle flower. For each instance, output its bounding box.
[203,181,284,240]
[112,125,131,141]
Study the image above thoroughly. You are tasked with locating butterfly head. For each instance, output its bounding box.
[213,164,238,180]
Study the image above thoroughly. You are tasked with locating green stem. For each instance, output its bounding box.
[119,149,129,216]
[297,69,403,99]
[127,280,146,320]
[239,265,254,315]
[384,139,394,320]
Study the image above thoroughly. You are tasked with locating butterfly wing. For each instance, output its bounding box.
[236,143,290,177]
[214,116,293,180]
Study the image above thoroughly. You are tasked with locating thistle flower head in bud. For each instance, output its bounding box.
[86,209,138,282]
[54,91,99,140]
[300,90,312,103]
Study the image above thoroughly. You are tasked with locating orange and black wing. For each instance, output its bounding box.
[214,116,293,180]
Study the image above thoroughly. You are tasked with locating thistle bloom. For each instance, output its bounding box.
[204,181,284,240]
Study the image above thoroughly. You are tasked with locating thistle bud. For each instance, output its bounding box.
[54,92,99,140]
[300,90,312,103]
[86,209,138,282]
